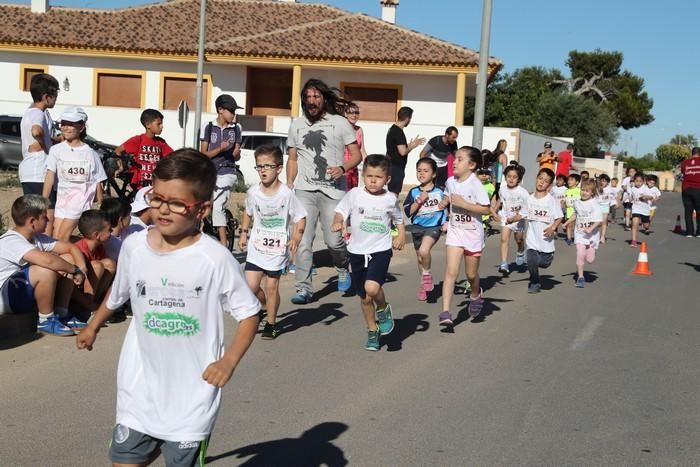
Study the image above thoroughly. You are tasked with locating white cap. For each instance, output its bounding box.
[60,106,88,123]
[131,186,151,213]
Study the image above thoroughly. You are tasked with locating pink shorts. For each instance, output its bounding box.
[463,249,482,257]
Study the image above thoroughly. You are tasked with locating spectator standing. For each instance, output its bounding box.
[385,107,425,195]
[200,94,243,247]
[285,79,362,304]
[19,73,59,234]
[420,126,458,188]
[556,143,575,177]
[536,141,557,171]
[680,147,700,237]
[343,102,368,190]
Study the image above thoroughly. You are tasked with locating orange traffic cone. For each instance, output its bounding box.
[632,242,653,275]
[673,215,683,234]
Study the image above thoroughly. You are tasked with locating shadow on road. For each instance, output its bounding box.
[0,332,43,350]
[562,271,599,284]
[679,261,700,272]
[510,274,562,291]
[383,313,429,352]
[276,303,348,336]
[205,422,348,466]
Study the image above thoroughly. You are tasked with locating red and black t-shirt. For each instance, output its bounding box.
[121,134,173,188]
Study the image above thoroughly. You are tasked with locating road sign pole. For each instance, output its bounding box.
[193,0,207,148]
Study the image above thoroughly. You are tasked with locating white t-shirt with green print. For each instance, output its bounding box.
[106,228,260,442]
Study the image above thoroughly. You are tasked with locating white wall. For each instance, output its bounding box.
[300,68,458,126]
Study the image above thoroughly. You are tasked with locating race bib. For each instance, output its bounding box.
[529,208,552,224]
[60,159,89,183]
[253,228,287,256]
[417,193,442,216]
[576,221,593,233]
[450,208,477,230]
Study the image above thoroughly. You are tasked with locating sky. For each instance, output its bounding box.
[6,0,700,157]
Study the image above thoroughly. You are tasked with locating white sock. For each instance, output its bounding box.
[422,270,431,275]
[38,312,53,322]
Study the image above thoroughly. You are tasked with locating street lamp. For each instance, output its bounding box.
[193,0,207,148]
[471,0,493,150]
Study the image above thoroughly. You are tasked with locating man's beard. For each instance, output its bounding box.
[305,105,324,122]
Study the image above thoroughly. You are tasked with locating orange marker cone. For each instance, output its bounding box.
[632,242,653,275]
[673,215,683,234]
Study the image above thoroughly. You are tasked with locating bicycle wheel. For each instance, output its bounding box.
[224,209,238,252]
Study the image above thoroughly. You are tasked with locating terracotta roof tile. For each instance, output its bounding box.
[0,0,501,68]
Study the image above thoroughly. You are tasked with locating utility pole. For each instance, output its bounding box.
[193,0,207,148]
[471,0,493,150]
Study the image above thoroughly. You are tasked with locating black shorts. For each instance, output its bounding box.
[388,165,405,194]
[348,249,392,299]
[22,182,56,209]
[632,213,650,224]
[244,261,283,278]
[623,202,633,210]
[409,225,441,250]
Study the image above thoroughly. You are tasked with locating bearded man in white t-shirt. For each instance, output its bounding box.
[20,73,60,235]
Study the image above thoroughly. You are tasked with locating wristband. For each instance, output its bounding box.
[339,166,346,174]
[72,266,84,276]
[238,228,249,234]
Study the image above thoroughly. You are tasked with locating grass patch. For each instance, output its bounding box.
[0,171,20,189]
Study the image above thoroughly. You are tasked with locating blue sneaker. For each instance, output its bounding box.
[365,329,380,351]
[60,315,88,330]
[528,283,541,294]
[576,276,585,288]
[515,251,526,266]
[37,315,75,336]
[498,262,510,274]
[337,269,351,292]
[376,303,395,336]
[287,263,296,274]
[290,289,313,305]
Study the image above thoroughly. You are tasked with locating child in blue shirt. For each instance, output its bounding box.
[403,158,448,301]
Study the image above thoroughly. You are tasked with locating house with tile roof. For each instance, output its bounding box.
[0,0,501,145]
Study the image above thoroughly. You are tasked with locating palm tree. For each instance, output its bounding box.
[669,133,697,149]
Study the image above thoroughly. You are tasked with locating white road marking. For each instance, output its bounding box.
[569,316,605,351]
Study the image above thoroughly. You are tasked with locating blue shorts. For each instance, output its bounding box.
[22,182,57,209]
[348,249,392,299]
[244,261,283,278]
[3,266,38,314]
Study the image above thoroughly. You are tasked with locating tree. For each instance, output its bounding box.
[656,144,690,168]
[669,134,698,149]
[463,66,564,132]
[563,50,654,129]
[536,93,618,159]
[617,153,671,171]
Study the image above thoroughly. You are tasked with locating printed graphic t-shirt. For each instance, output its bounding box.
[244,183,307,271]
[525,193,563,253]
[444,174,490,251]
[106,230,260,442]
[335,188,403,255]
[121,134,173,188]
[573,198,603,247]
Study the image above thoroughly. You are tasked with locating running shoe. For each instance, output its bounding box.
[630,240,638,248]
[60,315,88,330]
[438,311,453,326]
[565,238,574,246]
[576,276,585,288]
[287,263,296,274]
[261,323,279,340]
[515,252,526,266]
[376,303,395,335]
[337,269,352,292]
[291,289,313,305]
[311,266,318,276]
[365,329,380,351]
[624,226,631,231]
[498,262,510,274]
[528,283,541,294]
[468,288,484,318]
[421,272,434,292]
[37,315,75,336]
[417,284,427,301]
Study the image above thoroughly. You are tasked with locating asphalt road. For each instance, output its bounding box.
[1,193,698,466]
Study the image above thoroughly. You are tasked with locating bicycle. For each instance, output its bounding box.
[202,208,239,253]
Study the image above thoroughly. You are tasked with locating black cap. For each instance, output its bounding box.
[544,141,552,148]
[215,94,242,112]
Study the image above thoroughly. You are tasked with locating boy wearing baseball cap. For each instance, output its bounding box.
[42,107,107,242]
[115,109,174,190]
[200,94,244,247]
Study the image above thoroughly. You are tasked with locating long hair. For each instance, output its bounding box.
[301,79,350,121]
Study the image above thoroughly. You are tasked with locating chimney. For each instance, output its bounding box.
[380,0,398,24]
[31,0,49,13]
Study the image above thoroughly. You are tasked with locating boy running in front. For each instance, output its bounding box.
[77,149,260,466]
[239,144,306,340]
[332,154,404,351]
[629,172,657,246]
